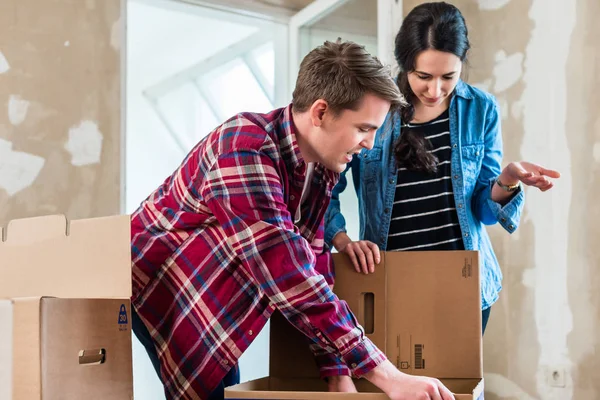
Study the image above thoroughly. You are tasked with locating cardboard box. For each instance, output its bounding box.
[0,299,13,400]
[226,251,484,400]
[0,215,133,400]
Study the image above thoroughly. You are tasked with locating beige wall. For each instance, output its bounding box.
[0,0,122,226]
[403,1,600,399]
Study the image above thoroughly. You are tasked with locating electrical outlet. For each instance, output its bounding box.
[547,366,566,388]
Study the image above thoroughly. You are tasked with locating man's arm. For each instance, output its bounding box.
[201,149,386,377]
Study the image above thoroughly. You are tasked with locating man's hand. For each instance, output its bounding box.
[327,375,358,393]
[364,360,455,400]
[332,232,381,274]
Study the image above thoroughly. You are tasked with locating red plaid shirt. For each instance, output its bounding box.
[131,105,386,399]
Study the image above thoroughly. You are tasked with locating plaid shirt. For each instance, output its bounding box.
[131,105,386,399]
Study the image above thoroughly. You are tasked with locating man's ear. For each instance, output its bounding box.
[309,99,328,127]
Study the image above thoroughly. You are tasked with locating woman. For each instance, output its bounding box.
[324,2,559,334]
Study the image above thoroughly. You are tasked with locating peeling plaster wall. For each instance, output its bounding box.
[403,1,600,399]
[0,0,122,225]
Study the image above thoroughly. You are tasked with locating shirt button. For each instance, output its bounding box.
[384,208,390,214]
[475,151,480,156]
[458,203,463,208]
[222,360,229,365]
[509,224,515,230]
[501,218,506,223]
[453,144,457,148]
[248,330,253,336]
[351,363,357,368]
[389,178,394,184]
[464,233,469,237]
[290,195,295,200]
[454,175,459,179]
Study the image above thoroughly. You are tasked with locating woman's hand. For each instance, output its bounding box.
[502,161,561,192]
[332,232,381,274]
[492,161,560,204]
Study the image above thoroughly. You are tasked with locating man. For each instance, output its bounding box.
[131,40,454,400]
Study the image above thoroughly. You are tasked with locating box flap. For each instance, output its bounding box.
[269,251,482,380]
[385,251,482,379]
[0,299,14,400]
[332,252,387,350]
[0,215,131,299]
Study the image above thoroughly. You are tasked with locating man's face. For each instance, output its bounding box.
[312,93,390,173]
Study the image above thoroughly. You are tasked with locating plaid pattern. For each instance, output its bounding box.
[131,105,386,399]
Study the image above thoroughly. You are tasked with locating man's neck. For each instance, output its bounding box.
[291,109,318,164]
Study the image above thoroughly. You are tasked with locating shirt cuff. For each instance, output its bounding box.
[340,338,387,378]
[312,350,352,379]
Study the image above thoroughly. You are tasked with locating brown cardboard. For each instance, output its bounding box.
[0,214,131,299]
[226,251,483,399]
[226,377,483,399]
[0,215,133,400]
[384,251,482,378]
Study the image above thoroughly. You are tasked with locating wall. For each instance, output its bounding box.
[402,1,600,399]
[0,0,122,226]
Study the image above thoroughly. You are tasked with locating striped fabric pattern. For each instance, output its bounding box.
[131,105,386,399]
[388,109,465,252]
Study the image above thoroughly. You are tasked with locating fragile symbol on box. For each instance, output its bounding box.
[118,304,129,331]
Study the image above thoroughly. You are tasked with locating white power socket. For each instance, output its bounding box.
[546,366,567,388]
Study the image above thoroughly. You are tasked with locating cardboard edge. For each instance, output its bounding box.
[12,297,43,400]
[4,215,69,242]
[0,299,14,400]
[69,214,131,236]
[225,377,387,399]
[476,255,484,379]
[225,391,386,400]
[1,214,131,243]
[227,377,485,400]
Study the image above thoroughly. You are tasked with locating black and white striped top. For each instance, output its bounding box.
[387,109,464,252]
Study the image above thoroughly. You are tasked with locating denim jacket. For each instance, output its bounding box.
[325,80,524,309]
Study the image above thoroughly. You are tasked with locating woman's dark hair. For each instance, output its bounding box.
[394,2,470,173]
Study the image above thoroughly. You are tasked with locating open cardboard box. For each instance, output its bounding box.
[226,251,484,399]
[0,215,133,400]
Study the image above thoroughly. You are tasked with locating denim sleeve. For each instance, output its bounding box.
[324,156,360,247]
[471,97,525,233]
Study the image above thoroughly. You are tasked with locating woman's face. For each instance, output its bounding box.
[407,49,462,109]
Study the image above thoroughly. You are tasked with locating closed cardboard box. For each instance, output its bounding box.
[0,215,133,400]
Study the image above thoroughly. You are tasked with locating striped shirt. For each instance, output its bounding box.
[387,109,465,252]
[131,105,385,399]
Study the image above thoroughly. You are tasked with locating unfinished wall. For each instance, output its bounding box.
[403,1,600,399]
[0,0,122,226]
